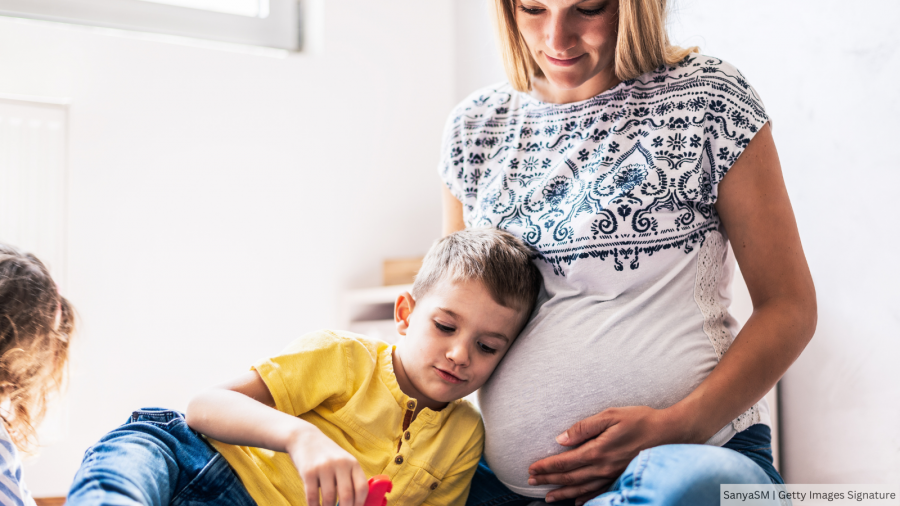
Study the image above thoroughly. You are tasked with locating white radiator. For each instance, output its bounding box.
[0,95,68,288]
[0,95,69,447]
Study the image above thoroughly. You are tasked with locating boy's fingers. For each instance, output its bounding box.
[303,474,321,506]
[335,468,355,506]
[320,473,337,506]
[352,466,369,506]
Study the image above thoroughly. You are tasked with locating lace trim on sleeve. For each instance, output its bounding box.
[694,230,761,432]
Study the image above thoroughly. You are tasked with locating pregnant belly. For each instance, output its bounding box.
[478,297,721,497]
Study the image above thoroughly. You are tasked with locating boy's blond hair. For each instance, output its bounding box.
[412,228,541,316]
[0,244,75,453]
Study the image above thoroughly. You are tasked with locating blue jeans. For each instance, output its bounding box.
[466,424,783,506]
[67,408,256,506]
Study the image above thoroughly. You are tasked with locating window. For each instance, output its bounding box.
[0,0,301,50]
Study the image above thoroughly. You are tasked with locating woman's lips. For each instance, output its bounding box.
[435,367,464,384]
[545,53,586,67]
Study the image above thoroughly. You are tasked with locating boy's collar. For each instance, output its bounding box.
[380,343,458,424]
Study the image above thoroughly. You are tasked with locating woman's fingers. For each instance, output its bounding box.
[556,411,616,447]
[529,458,612,486]
[530,436,605,476]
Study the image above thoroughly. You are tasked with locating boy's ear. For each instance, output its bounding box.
[394,291,416,336]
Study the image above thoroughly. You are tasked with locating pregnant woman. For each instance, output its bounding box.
[440,1,817,505]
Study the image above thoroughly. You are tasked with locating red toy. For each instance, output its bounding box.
[363,475,393,506]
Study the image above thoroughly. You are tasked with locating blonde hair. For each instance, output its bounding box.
[412,228,541,316]
[0,244,74,453]
[491,0,698,91]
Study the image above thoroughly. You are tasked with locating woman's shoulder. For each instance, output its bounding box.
[447,81,518,124]
[625,53,766,115]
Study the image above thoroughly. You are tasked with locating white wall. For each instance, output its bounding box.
[5,0,898,495]
[0,1,454,494]
[450,0,900,484]
[452,0,506,102]
[668,0,900,482]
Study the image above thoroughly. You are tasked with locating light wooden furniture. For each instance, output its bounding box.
[340,284,410,344]
[382,257,423,286]
[35,498,65,506]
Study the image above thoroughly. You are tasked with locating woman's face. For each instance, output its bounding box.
[515,0,620,103]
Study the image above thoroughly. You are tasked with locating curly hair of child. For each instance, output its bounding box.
[0,244,75,453]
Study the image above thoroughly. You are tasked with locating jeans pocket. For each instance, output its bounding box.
[171,454,255,506]
[128,407,184,427]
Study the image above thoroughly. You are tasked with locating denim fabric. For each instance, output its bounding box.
[67,408,256,506]
[466,424,782,506]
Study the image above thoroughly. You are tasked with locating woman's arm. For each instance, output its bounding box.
[670,122,817,440]
[527,123,817,503]
[442,186,466,236]
[187,372,369,506]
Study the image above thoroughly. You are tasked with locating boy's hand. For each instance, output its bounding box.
[286,427,369,506]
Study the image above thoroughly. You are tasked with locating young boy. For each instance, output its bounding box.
[67,228,541,506]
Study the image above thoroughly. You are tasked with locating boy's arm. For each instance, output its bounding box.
[186,370,369,506]
[187,370,297,449]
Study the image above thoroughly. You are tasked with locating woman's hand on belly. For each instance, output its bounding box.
[526,405,683,505]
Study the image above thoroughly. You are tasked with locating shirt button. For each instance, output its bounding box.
[430,482,439,490]
[394,455,404,465]
[404,431,411,440]
[406,400,416,410]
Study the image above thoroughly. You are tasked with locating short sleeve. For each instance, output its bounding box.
[422,416,484,506]
[438,102,469,204]
[696,57,769,204]
[253,330,352,416]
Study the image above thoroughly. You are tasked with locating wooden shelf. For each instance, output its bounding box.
[340,284,412,344]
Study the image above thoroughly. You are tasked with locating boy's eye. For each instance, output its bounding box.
[434,321,455,333]
[478,342,498,355]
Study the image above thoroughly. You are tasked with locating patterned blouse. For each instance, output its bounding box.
[0,423,36,506]
[439,55,771,496]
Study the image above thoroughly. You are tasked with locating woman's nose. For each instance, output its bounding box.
[545,12,577,55]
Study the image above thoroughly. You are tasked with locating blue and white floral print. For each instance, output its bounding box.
[440,55,768,276]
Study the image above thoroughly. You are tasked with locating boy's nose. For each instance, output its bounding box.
[446,344,470,367]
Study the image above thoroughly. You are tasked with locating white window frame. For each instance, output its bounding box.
[0,0,302,50]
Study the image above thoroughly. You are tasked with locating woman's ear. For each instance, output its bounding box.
[394,291,415,336]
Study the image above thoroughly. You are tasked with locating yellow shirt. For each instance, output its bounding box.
[209,330,485,506]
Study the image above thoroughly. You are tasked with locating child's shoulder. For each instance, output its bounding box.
[444,399,485,437]
[280,329,388,360]
[0,424,32,502]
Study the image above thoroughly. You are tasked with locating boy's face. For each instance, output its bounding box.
[393,278,527,411]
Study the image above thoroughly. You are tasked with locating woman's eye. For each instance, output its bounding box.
[578,6,606,16]
[434,322,455,333]
[518,5,544,15]
[478,342,498,355]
